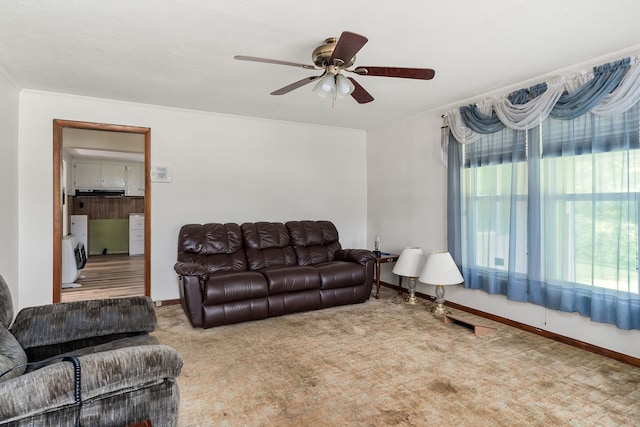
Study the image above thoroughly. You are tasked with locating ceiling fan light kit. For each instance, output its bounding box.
[312,73,355,101]
[313,73,336,98]
[234,31,435,105]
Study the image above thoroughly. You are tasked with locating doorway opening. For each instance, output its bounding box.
[53,120,151,303]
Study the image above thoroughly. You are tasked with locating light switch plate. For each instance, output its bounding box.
[150,166,172,183]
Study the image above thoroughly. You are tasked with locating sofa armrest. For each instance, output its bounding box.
[336,249,376,266]
[174,262,209,328]
[10,296,157,352]
[0,344,183,424]
[174,261,209,279]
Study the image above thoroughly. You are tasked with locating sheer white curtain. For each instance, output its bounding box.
[593,57,640,115]
[492,78,566,130]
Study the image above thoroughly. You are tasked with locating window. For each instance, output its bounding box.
[458,103,640,328]
[463,160,528,274]
[541,131,640,294]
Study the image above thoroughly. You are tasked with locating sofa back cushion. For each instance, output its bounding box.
[0,275,13,329]
[0,325,27,382]
[286,221,342,265]
[242,222,297,270]
[177,223,247,273]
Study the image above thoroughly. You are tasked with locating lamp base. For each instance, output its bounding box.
[432,284,447,317]
[405,292,418,305]
[432,302,446,317]
[405,277,418,305]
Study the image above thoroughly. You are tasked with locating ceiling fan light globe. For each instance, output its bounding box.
[313,85,330,98]
[313,74,336,98]
[336,74,355,97]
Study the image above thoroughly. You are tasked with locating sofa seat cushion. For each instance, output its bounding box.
[203,272,268,305]
[262,266,320,294]
[315,261,366,290]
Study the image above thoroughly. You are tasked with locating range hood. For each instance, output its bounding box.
[75,189,125,197]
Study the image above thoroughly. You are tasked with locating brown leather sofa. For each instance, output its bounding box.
[174,220,375,328]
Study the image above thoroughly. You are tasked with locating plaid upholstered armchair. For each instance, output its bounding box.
[0,275,182,426]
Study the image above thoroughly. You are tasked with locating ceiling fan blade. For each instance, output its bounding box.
[348,78,374,104]
[271,75,321,95]
[353,66,436,80]
[234,55,316,70]
[330,31,368,65]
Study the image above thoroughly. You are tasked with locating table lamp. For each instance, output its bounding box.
[418,251,463,316]
[392,247,425,304]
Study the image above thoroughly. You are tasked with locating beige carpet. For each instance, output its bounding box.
[153,288,640,426]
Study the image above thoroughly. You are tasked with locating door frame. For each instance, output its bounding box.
[53,119,151,302]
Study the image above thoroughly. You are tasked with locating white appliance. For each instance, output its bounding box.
[61,234,87,288]
[129,213,145,256]
[70,215,88,252]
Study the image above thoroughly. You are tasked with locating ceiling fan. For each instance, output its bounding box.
[234,31,435,104]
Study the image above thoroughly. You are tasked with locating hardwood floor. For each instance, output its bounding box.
[61,254,145,302]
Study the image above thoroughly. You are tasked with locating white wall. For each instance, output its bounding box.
[366,109,640,360]
[367,110,447,278]
[18,90,367,306]
[0,68,20,312]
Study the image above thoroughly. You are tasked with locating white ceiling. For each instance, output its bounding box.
[2,1,640,130]
[62,128,145,162]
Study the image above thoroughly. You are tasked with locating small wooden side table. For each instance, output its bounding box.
[374,253,400,299]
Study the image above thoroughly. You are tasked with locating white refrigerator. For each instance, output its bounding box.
[129,213,145,255]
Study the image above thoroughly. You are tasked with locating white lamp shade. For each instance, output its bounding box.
[392,247,425,277]
[418,251,463,286]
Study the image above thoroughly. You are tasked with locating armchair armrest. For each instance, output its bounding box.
[0,344,183,425]
[10,296,157,354]
[174,261,209,279]
[336,249,376,266]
